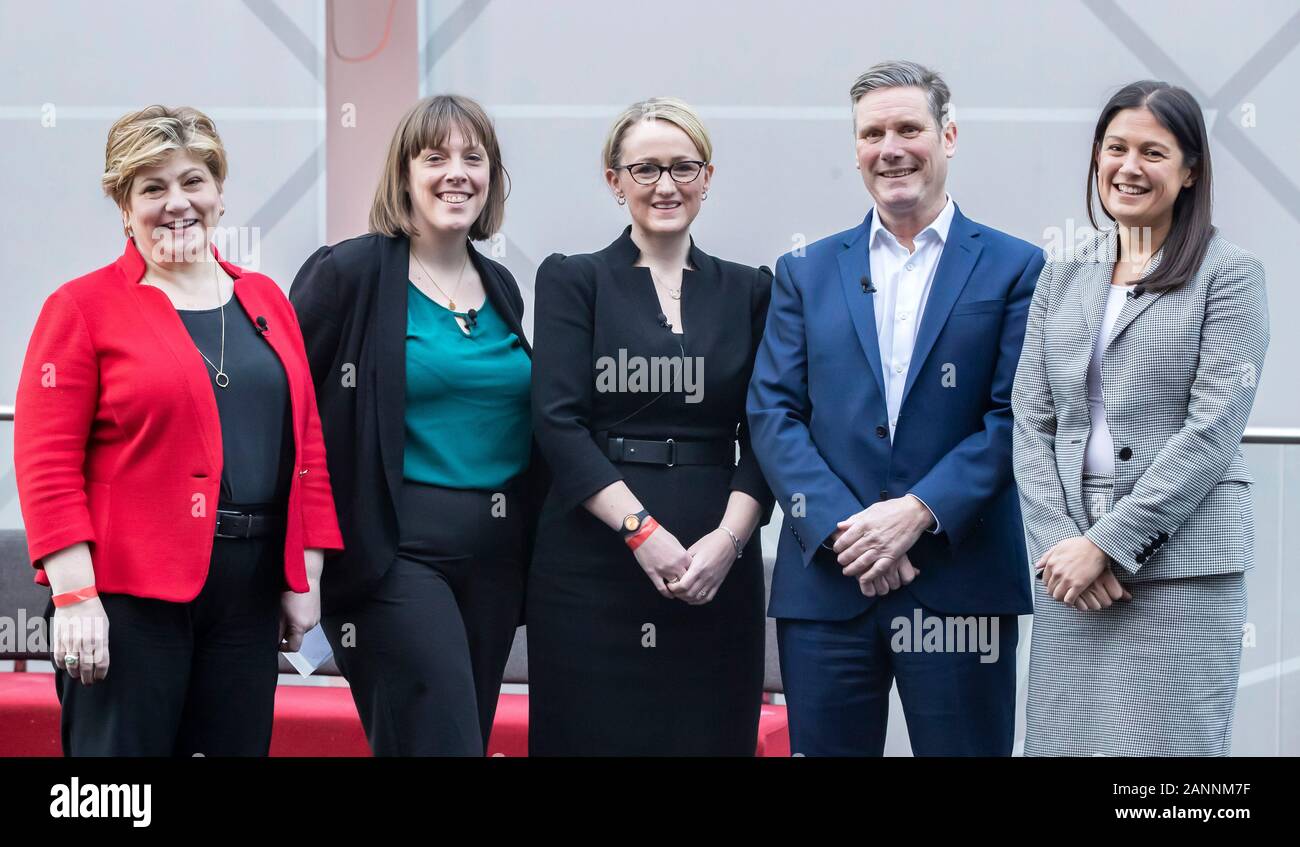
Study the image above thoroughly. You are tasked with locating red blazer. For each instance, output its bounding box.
[14,239,343,601]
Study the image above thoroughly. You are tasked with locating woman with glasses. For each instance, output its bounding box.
[527,97,774,755]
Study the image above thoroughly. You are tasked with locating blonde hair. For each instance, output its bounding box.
[102,105,228,207]
[369,95,509,242]
[602,97,713,170]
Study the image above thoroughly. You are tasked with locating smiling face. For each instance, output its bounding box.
[1095,106,1194,231]
[853,86,955,223]
[406,124,490,237]
[121,150,223,266]
[605,119,712,237]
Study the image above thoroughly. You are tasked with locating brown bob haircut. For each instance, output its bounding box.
[369,94,509,242]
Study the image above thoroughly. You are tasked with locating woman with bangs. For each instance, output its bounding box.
[291,95,542,756]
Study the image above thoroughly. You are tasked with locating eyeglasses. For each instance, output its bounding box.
[615,160,707,185]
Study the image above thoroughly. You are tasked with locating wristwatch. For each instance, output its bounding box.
[620,509,651,539]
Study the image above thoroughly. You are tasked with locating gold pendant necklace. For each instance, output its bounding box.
[412,248,470,311]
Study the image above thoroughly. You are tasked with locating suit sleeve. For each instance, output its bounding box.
[14,289,100,567]
[1084,253,1270,574]
[289,245,343,391]
[728,266,776,523]
[909,246,1045,547]
[746,254,865,565]
[1011,259,1086,564]
[530,254,624,513]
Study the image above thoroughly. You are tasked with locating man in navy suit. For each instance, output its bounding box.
[747,60,1044,756]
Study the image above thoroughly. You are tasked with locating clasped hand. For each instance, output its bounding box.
[631,524,738,605]
[831,496,931,597]
[1036,536,1132,610]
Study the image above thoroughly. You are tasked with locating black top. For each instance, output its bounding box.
[530,226,774,518]
[177,300,294,508]
[289,233,548,615]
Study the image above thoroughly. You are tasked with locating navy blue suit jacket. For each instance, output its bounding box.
[747,205,1043,620]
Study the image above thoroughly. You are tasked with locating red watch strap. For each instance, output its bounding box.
[52,585,98,608]
[625,517,660,551]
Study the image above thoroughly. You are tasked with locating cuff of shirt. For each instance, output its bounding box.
[908,493,942,535]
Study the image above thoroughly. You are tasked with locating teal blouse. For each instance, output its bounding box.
[403,282,532,489]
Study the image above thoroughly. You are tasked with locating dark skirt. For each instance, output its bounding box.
[526,461,765,756]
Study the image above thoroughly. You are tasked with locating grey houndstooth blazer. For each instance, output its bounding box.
[1012,229,1269,582]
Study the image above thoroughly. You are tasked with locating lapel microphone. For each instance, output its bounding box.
[465,308,478,329]
[255,316,270,335]
[1126,285,1146,300]
[860,275,876,294]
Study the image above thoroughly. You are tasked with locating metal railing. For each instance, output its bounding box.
[1,404,1298,442]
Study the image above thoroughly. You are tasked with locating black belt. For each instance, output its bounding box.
[599,435,735,468]
[214,509,284,540]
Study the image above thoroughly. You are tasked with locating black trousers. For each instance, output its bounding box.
[51,533,284,757]
[322,480,526,756]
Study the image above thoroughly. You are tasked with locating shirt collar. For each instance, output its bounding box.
[869,194,956,250]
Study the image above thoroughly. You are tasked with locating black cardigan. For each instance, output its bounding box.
[290,232,548,615]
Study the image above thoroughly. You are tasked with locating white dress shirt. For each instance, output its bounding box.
[1083,283,1131,476]
[870,195,956,439]
[868,195,955,533]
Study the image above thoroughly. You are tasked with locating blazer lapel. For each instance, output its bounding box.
[117,239,223,473]
[471,242,531,356]
[837,215,887,404]
[1081,231,1116,341]
[374,235,409,514]
[1105,245,1167,348]
[900,208,983,403]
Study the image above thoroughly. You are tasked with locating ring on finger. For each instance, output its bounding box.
[64,653,79,668]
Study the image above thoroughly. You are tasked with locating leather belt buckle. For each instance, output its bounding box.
[215,510,251,540]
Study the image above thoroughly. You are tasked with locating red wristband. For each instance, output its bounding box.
[52,585,98,608]
[625,517,660,551]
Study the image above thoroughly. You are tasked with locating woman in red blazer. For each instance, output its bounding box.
[13,106,343,756]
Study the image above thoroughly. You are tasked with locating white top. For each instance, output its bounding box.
[869,195,956,439]
[1083,284,1132,476]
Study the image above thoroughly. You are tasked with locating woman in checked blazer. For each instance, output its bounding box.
[1012,81,1269,756]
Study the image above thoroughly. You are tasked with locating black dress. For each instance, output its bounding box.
[527,226,774,755]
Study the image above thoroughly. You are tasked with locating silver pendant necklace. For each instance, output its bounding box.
[649,269,682,300]
[192,262,229,388]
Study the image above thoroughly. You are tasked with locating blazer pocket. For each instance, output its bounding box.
[949,298,1005,316]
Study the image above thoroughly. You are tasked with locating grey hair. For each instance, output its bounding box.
[848,60,951,130]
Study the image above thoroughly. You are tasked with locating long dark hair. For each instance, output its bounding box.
[1086,80,1214,292]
